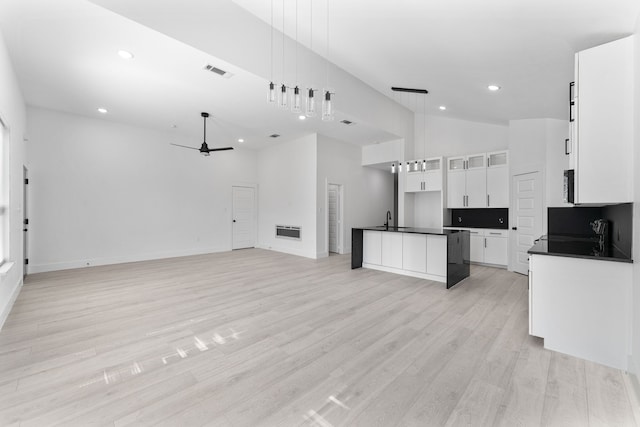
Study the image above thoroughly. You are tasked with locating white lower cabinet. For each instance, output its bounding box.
[484,231,508,265]
[469,232,484,263]
[381,232,403,269]
[528,254,632,370]
[362,230,449,283]
[426,235,447,276]
[445,227,508,267]
[402,233,427,273]
[363,230,382,265]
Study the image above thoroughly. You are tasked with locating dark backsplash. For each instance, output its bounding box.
[448,208,508,229]
[548,203,632,258]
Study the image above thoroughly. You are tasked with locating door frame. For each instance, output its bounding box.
[23,166,28,277]
[325,181,344,256]
[509,166,544,273]
[231,183,258,250]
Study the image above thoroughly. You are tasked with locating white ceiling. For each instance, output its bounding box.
[1,0,638,147]
[233,0,640,123]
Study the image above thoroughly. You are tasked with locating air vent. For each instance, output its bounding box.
[203,64,233,79]
[269,134,280,138]
[276,225,301,240]
[340,119,355,126]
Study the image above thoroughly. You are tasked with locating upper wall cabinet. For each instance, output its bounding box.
[405,157,444,193]
[486,151,509,208]
[570,36,633,204]
[447,151,508,208]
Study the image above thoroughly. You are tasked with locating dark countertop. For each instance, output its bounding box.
[355,226,467,236]
[528,235,633,263]
[443,225,508,230]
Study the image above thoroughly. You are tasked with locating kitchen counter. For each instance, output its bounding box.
[527,235,632,263]
[357,226,464,235]
[352,227,470,288]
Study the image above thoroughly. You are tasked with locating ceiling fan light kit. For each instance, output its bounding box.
[170,112,234,157]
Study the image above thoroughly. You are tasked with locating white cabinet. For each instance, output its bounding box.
[486,151,509,207]
[528,253,632,370]
[426,235,447,276]
[363,231,382,265]
[571,36,633,204]
[381,232,403,269]
[444,227,508,267]
[484,230,508,265]
[404,157,443,193]
[446,153,490,208]
[402,233,427,273]
[469,232,485,263]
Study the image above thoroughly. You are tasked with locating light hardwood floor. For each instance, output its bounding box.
[0,249,638,426]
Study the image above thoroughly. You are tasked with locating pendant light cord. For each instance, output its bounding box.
[295,0,298,86]
[325,0,329,88]
[310,0,313,87]
[282,0,285,85]
[270,0,274,82]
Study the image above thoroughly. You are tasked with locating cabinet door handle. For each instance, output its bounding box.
[565,138,570,155]
[487,194,490,206]
[484,238,487,248]
[569,82,575,122]
[487,156,491,167]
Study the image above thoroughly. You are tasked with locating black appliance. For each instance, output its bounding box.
[563,169,574,204]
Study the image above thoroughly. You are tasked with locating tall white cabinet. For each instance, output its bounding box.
[447,151,508,208]
[570,35,633,204]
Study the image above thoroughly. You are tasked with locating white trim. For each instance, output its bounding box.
[255,244,318,259]
[0,277,22,331]
[0,261,14,275]
[28,246,230,274]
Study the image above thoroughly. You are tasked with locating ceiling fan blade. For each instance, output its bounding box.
[206,147,234,152]
[170,143,200,150]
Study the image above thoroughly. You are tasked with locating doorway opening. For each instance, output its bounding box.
[232,185,257,250]
[327,183,344,255]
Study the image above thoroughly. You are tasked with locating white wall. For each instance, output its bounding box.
[416,114,508,159]
[630,16,640,394]
[257,134,317,258]
[407,114,508,228]
[26,107,258,273]
[316,134,393,256]
[0,28,26,329]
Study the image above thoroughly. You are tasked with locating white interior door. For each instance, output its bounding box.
[512,172,542,275]
[232,186,256,250]
[328,184,341,254]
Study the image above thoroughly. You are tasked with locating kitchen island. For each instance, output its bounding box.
[352,226,470,289]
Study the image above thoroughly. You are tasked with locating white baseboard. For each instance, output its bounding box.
[29,246,230,274]
[316,251,329,259]
[255,244,317,259]
[0,277,23,331]
[627,356,640,409]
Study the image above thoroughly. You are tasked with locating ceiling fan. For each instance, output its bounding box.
[171,112,234,156]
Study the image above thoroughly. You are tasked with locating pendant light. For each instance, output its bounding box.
[321,0,334,121]
[278,0,288,109]
[305,0,316,117]
[422,95,427,171]
[291,0,302,113]
[268,0,276,103]
[391,163,396,173]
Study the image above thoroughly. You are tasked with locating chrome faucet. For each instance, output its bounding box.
[385,210,392,230]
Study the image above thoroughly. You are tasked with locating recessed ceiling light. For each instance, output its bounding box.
[97,108,108,114]
[439,106,447,110]
[238,138,244,143]
[487,85,501,91]
[118,50,134,60]
[298,115,306,120]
